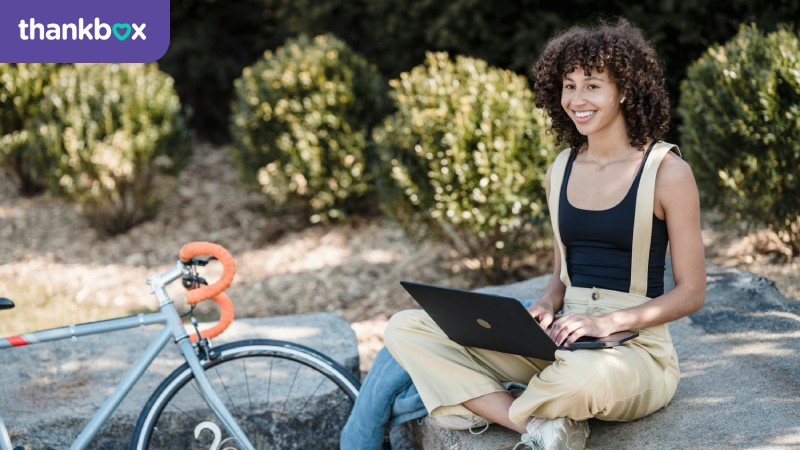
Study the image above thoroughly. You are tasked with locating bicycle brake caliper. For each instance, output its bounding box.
[190,307,218,362]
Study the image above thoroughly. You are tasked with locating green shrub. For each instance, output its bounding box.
[0,63,58,195]
[679,24,800,255]
[375,52,557,280]
[230,34,392,223]
[157,0,800,141]
[36,64,192,235]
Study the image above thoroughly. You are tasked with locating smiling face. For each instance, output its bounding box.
[560,67,627,140]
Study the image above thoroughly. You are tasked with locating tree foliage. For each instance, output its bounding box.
[231,34,392,223]
[0,63,58,195]
[36,64,192,234]
[375,52,557,280]
[679,25,800,254]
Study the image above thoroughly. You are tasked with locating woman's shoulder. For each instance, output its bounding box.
[655,149,694,185]
[654,148,699,209]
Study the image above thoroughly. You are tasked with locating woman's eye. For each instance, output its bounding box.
[587,84,599,90]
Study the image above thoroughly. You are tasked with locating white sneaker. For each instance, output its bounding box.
[513,417,590,450]
[432,414,490,434]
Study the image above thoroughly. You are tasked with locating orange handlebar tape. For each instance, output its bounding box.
[189,292,235,342]
[179,242,236,305]
[179,242,237,341]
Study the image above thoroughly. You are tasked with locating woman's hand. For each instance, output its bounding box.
[548,313,614,347]
[527,300,557,331]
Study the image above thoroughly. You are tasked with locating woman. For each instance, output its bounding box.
[383,19,706,449]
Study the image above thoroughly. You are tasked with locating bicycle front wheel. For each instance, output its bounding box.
[130,339,360,450]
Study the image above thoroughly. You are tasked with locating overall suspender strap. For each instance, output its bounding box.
[628,142,681,296]
[548,149,573,288]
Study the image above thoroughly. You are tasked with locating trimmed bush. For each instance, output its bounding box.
[0,63,58,195]
[230,34,392,223]
[679,24,800,255]
[375,52,557,280]
[36,64,192,235]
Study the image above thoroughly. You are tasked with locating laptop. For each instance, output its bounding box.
[400,281,638,361]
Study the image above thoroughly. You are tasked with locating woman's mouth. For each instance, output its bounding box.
[574,110,595,122]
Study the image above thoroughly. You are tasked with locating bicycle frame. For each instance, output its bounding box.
[0,261,255,450]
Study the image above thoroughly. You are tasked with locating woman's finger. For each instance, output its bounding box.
[552,315,592,346]
[538,311,554,330]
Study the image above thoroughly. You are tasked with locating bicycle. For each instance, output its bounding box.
[0,242,360,450]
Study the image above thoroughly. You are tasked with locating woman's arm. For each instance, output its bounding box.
[529,239,567,330]
[528,164,567,330]
[549,153,706,346]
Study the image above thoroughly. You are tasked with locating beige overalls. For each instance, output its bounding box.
[384,142,682,427]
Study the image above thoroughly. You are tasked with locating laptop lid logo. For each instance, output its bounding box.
[477,319,492,329]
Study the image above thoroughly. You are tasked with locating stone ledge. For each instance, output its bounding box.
[0,312,358,449]
[404,419,518,449]
[400,265,800,449]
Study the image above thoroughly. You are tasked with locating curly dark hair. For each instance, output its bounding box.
[532,19,670,153]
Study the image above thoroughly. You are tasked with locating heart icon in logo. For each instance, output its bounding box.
[112,23,132,41]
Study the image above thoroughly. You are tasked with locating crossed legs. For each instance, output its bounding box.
[463,391,528,434]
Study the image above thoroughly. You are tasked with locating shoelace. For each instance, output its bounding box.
[512,431,545,450]
[468,420,490,435]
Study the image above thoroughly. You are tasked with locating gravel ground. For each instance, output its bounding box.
[0,143,471,372]
[1,142,796,373]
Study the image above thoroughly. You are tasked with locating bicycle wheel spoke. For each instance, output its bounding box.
[331,391,353,411]
[242,358,253,410]
[265,356,274,408]
[166,381,202,424]
[190,379,203,398]
[284,363,301,405]
[295,375,327,415]
[213,366,241,417]
[132,341,359,450]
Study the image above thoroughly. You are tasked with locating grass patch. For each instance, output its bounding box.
[0,280,150,336]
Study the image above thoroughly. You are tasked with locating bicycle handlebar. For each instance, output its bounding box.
[178,242,236,342]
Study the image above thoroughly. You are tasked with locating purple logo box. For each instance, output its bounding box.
[0,0,169,63]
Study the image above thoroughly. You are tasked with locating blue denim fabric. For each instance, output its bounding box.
[340,299,535,449]
[340,346,427,449]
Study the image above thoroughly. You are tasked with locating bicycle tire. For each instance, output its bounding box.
[130,339,360,450]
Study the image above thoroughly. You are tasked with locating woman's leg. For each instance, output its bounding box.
[509,287,681,424]
[508,343,676,424]
[463,391,527,434]
[384,309,548,428]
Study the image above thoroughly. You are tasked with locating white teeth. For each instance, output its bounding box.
[575,111,594,118]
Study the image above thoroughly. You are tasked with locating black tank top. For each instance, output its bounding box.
[558,147,669,298]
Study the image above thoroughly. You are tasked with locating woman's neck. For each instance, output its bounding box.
[582,124,641,163]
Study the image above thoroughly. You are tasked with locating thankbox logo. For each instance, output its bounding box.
[1,0,168,63]
[18,18,147,41]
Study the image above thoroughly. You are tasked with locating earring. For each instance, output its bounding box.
[620,96,627,104]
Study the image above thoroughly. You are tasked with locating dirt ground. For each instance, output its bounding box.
[1,143,797,371]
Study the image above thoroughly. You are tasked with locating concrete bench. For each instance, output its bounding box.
[0,312,358,449]
[5,265,797,450]
[396,266,800,449]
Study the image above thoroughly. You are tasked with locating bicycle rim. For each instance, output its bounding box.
[130,339,360,450]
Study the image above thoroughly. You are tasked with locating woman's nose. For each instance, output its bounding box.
[570,89,587,105]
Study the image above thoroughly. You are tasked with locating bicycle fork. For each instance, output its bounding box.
[174,337,256,450]
[148,263,256,450]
